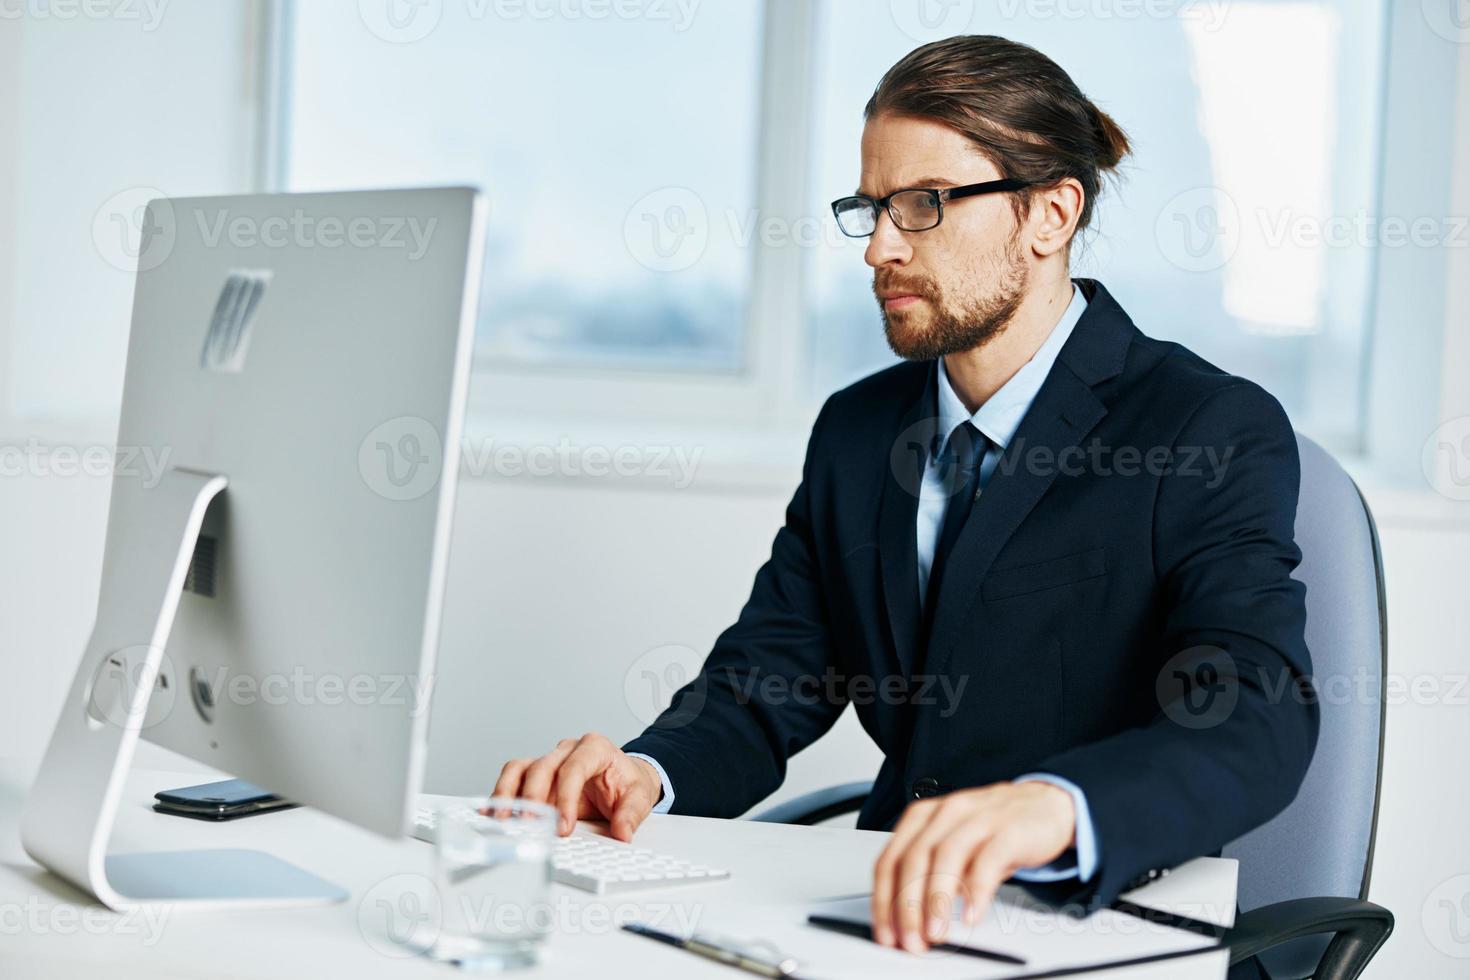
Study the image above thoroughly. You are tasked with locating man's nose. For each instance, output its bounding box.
[864,209,912,268]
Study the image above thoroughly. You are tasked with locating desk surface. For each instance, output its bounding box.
[0,758,1233,979]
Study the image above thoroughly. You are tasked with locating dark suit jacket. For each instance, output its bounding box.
[624,278,1318,908]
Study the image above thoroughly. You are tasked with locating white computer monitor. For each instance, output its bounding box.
[21,187,486,909]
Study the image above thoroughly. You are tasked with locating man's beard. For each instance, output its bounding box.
[876,234,1028,361]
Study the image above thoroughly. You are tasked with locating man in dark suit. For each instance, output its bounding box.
[493,35,1316,966]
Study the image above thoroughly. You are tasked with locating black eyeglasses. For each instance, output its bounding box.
[830,179,1032,238]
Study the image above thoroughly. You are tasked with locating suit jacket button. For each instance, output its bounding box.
[1125,869,1163,890]
[912,777,941,799]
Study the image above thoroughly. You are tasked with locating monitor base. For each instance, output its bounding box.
[19,467,348,911]
[105,849,347,908]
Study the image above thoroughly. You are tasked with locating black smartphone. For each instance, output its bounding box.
[153,778,299,821]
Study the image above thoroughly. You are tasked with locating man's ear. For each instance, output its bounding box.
[1028,178,1085,259]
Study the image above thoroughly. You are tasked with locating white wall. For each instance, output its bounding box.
[1,6,1468,978]
[1368,525,1470,977]
[426,476,885,809]
[2,2,258,421]
[0,468,111,756]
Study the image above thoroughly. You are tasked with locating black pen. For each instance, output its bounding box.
[805,913,1028,966]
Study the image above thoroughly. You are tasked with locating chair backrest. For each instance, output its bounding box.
[1222,434,1387,979]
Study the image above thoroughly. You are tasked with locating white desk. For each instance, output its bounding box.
[0,759,1233,979]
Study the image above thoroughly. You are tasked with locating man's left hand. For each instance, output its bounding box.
[870,780,1077,952]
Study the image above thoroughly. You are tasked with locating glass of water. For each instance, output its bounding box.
[431,797,557,970]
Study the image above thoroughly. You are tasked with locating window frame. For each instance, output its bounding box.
[260,0,821,437]
[254,0,1447,494]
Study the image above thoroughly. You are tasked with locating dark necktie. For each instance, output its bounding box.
[923,420,990,638]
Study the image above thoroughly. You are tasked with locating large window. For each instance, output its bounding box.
[287,1,764,373]
[276,0,1389,450]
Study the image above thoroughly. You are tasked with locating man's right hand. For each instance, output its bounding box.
[492,733,663,841]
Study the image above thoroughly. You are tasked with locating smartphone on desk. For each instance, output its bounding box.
[153,778,299,821]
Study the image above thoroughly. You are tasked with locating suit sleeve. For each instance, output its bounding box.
[621,401,846,817]
[1029,381,1319,909]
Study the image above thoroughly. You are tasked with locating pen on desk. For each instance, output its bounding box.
[805,913,1028,966]
[622,922,802,978]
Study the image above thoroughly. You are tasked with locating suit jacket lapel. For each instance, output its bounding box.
[922,279,1134,682]
[878,363,935,679]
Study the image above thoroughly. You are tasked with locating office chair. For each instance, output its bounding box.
[751,434,1393,980]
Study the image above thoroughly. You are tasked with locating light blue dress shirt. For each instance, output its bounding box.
[636,284,1098,884]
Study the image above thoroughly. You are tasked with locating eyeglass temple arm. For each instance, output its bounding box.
[941,178,1032,202]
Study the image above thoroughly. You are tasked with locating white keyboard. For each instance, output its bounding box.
[411,803,731,895]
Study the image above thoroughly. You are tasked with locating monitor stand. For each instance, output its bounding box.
[19,468,347,910]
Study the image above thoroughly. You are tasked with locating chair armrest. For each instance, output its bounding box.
[748,780,875,825]
[1225,896,1393,980]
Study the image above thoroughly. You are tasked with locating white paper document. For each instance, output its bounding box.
[695,885,1223,980]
